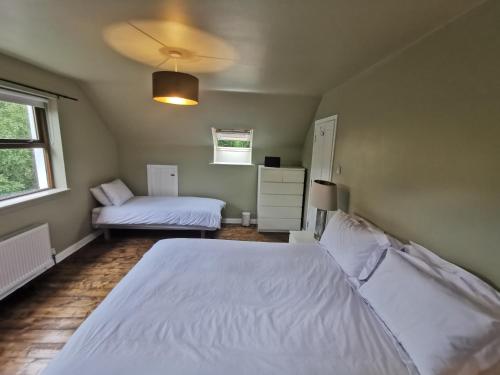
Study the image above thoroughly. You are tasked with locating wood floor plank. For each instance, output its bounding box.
[0,330,74,344]
[0,318,82,330]
[18,358,52,375]
[0,225,287,374]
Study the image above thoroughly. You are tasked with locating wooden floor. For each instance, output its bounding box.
[0,225,288,375]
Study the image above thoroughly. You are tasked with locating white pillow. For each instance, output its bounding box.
[320,210,391,279]
[357,235,404,281]
[404,241,500,315]
[359,249,500,375]
[351,214,406,281]
[100,179,134,206]
[90,186,112,206]
[353,214,405,250]
[358,249,387,282]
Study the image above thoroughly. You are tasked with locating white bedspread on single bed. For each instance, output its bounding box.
[42,239,417,375]
[93,196,225,229]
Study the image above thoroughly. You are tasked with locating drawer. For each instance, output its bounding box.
[261,182,303,195]
[260,168,283,182]
[259,206,302,219]
[260,194,302,207]
[258,218,301,232]
[282,170,304,183]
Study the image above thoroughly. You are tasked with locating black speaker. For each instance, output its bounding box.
[264,156,280,167]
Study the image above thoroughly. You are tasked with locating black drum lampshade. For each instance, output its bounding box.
[152,71,199,106]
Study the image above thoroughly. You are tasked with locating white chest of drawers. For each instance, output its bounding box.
[257,165,305,232]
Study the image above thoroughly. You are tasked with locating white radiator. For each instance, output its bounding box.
[147,164,178,196]
[0,223,55,300]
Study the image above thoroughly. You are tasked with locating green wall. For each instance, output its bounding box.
[302,0,500,287]
[119,144,302,218]
[0,54,119,253]
[109,90,317,219]
[2,0,500,290]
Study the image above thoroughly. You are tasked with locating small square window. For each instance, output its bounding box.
[212,128,253,165]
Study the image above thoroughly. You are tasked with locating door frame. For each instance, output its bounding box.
[305,115,338,231]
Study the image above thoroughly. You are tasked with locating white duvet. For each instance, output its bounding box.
[42,239,416,375]
[93,196,225,229]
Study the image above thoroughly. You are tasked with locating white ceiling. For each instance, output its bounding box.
[0,0,486,146]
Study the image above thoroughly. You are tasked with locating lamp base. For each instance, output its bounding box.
[314,209,328,240]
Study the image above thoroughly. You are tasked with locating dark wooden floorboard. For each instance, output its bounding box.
[0,225,288,375]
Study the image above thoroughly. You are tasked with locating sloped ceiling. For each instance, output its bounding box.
[0,0,485,146]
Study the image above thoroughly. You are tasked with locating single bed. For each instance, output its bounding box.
[42,238,418,375]
[92,196,226,238]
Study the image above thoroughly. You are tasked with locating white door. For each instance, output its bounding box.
[147,164,178,196]
[306,115,337,231]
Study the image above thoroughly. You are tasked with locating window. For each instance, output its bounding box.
[0,89,54,200]
[212,128,253,165]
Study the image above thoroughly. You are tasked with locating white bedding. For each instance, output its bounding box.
[92,196,225,229]
[43,239,416,375]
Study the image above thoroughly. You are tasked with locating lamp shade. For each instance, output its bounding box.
[310,180,337,210]
[152,71,199,105]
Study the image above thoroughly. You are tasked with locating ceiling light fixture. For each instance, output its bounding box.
[152,51,199,106]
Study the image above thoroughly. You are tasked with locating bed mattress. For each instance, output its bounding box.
[92,196,225,229]
[43,239,417,375]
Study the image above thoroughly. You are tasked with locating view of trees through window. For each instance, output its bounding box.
[217,139,251,148]
[0,100,39,198]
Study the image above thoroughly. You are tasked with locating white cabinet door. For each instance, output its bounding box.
[147,164,178,196]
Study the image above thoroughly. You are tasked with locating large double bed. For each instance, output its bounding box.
[42,239,416,375]
[43,210,500,375]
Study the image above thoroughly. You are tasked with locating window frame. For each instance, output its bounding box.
[211,128,254,166]
[0,92,55,201]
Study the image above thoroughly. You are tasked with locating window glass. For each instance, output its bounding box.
[0,93,52,201]
[217,139,251,148]
[212,128,253,165]
[0,148,48,198]
[0,100,38,140]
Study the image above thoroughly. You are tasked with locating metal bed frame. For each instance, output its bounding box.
[94,224,216,240]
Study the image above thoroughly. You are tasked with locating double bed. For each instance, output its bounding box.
[43,210,500,374]
[92,196,226,238]
[42,238,417,375]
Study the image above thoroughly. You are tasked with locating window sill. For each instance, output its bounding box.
[210,162,255,166]
[0,188,70,211]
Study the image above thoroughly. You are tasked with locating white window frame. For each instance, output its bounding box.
[211,128,254,166]
[0,81,68,210]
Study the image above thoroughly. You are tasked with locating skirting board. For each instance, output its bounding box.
[54,230,103,263]
[222,218,258,225]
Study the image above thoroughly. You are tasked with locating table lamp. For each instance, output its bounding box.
[310,180,337,239]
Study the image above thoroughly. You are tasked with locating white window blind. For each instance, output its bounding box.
[211,128,253,165]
